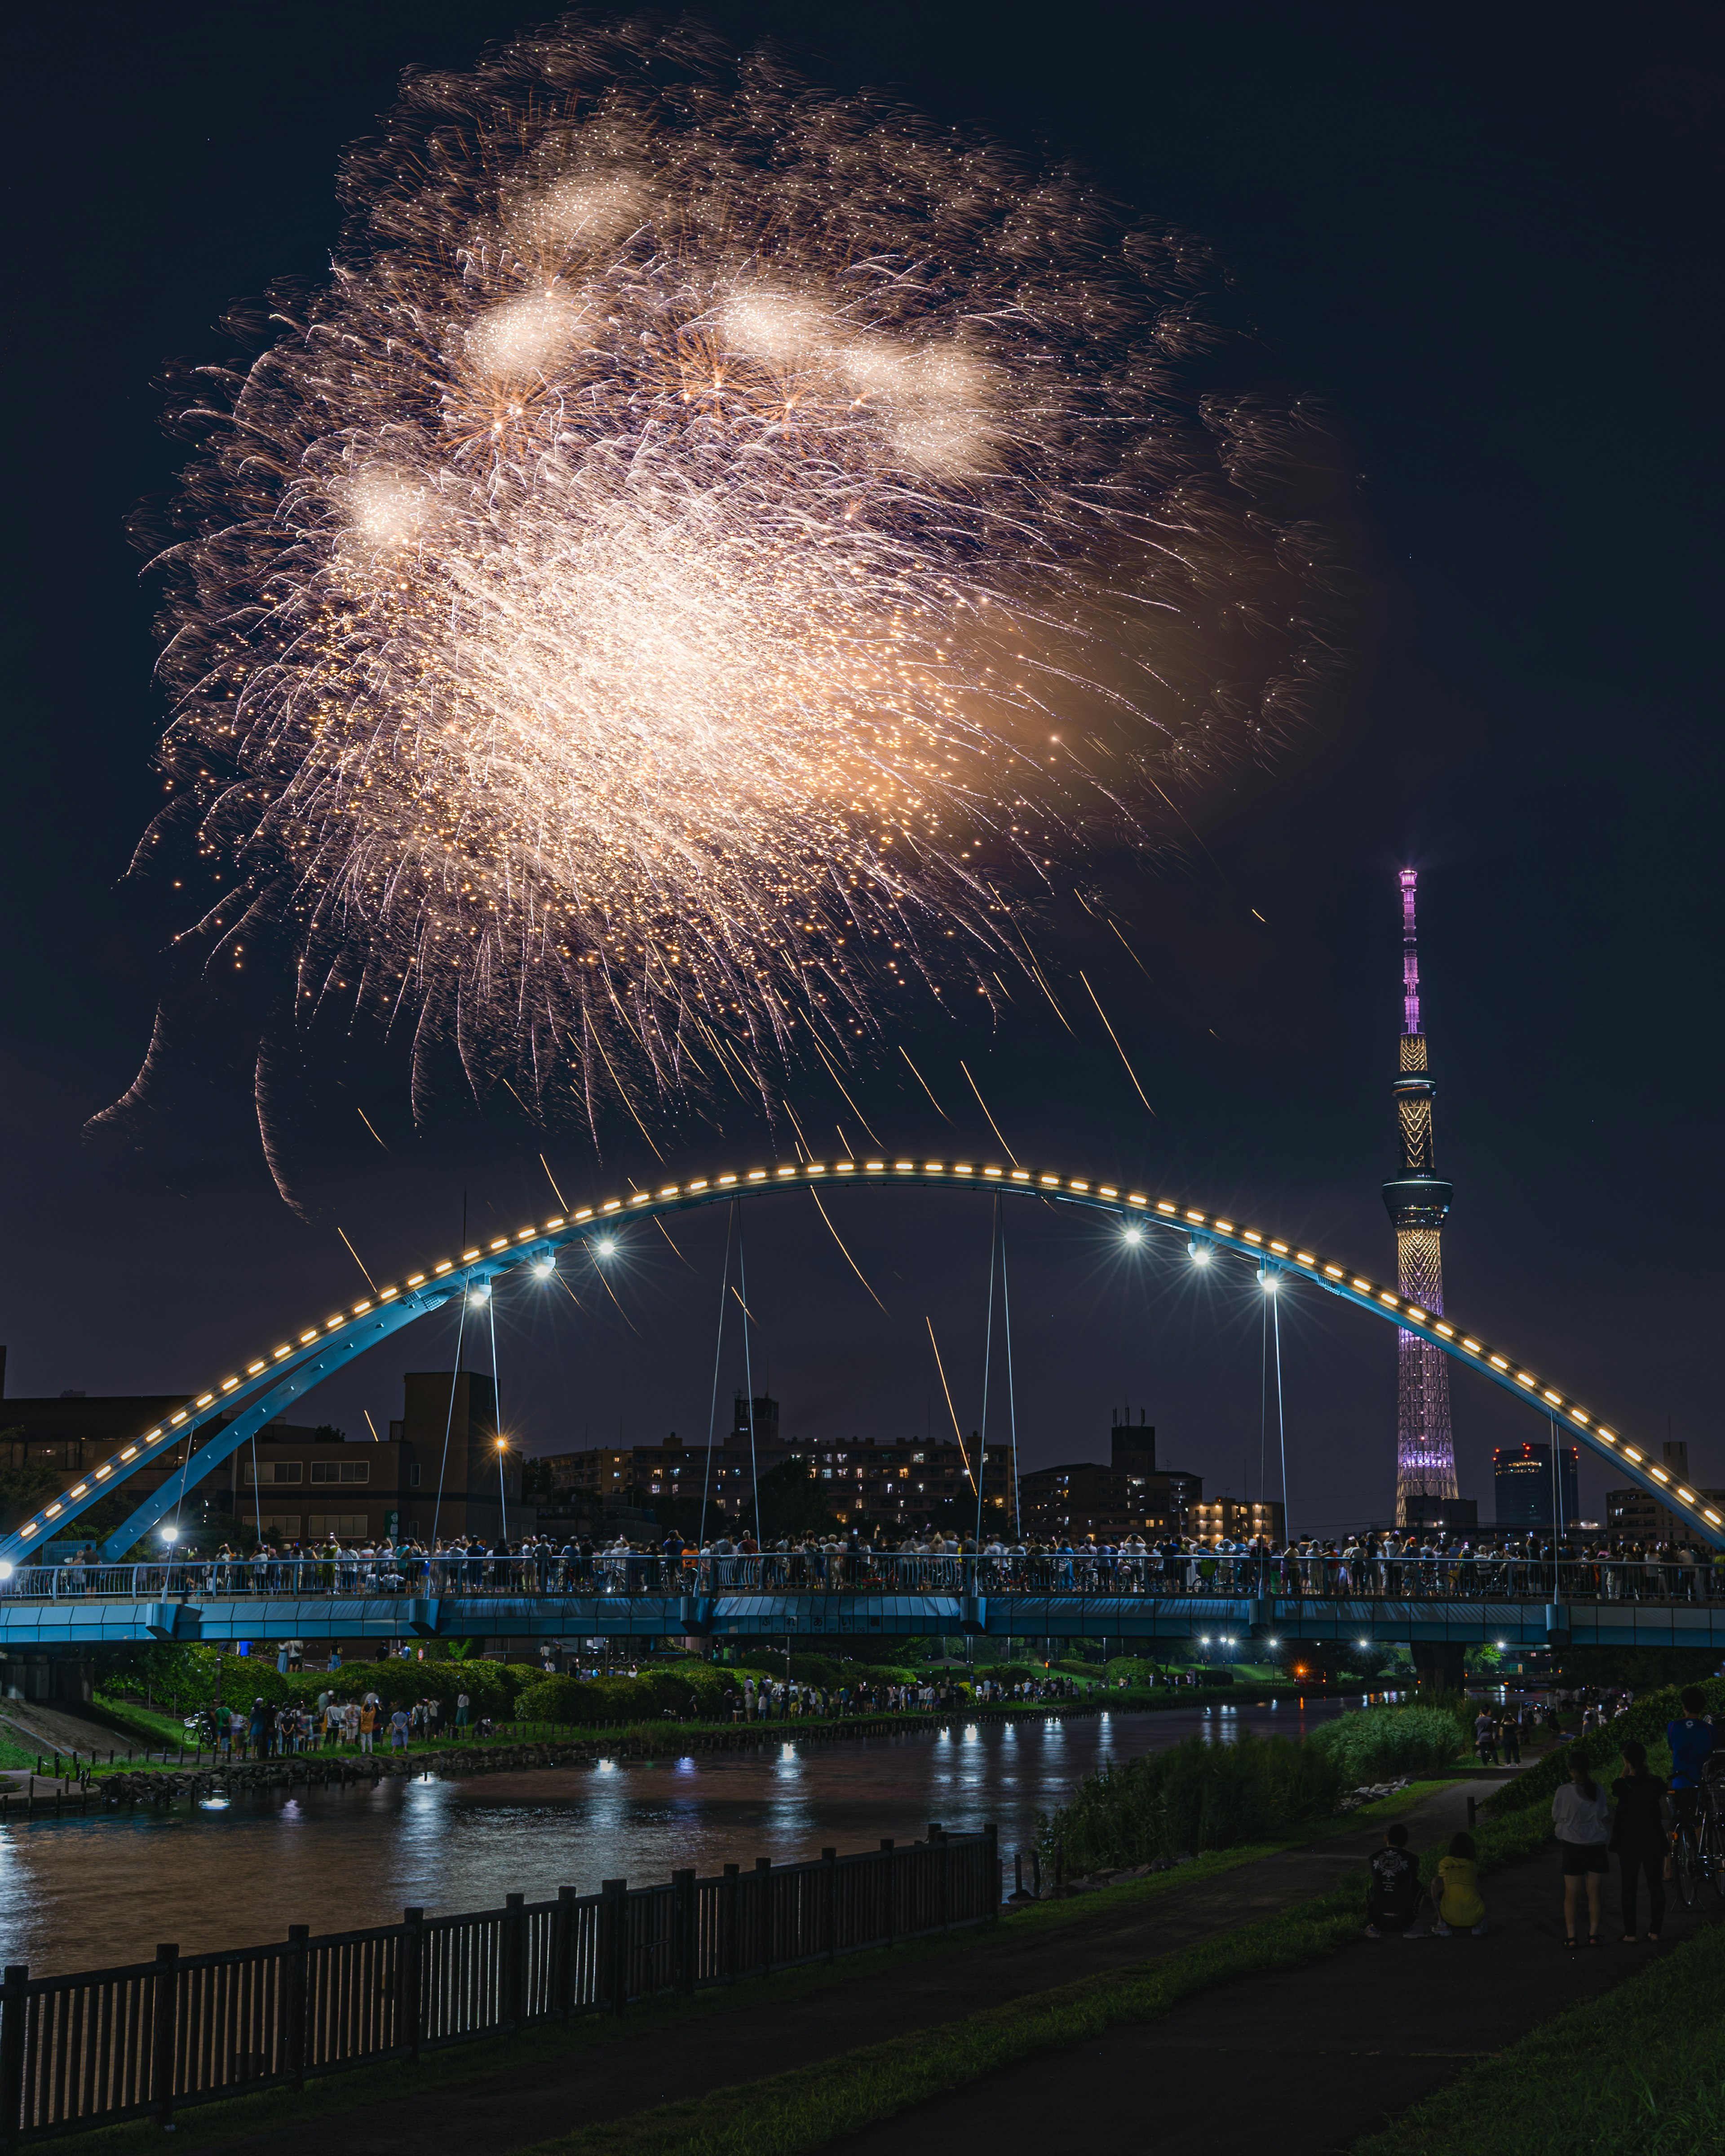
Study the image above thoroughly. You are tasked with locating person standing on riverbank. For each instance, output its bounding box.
[1553,1747,1610,1946]
[1610,1738,1668,1941]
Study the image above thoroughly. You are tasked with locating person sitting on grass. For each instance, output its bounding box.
[1407,1832,1487,1937]
[1364,1821,1421,1937]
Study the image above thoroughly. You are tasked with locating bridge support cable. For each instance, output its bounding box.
[736,1204,763,1548]
[975,1195,1000,1548]
[1258,1292,1269,1510]
[1272,1279,1290,1524]
[488,1286,509,1544]
[1000,1210,1020,1540]
[430,1289,469,1548]
[699,1205,735,1551]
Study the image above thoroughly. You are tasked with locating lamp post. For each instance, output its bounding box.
[495,1438,510,1545]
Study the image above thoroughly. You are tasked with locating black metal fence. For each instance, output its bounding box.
[0,1825,998,2143]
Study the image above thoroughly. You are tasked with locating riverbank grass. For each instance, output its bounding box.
[519,1803,1554,2156]
[1350,1918,1725,2156]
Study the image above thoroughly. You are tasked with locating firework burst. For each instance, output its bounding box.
[128,15,1340,1140]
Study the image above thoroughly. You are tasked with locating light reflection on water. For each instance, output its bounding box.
[0,1697,1357,1974]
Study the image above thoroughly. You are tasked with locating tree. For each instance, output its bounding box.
[753,1458,848,1540]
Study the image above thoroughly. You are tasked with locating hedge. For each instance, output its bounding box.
[108,1646,537,1724]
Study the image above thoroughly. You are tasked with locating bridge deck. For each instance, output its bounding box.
[0,1589,1718,1649]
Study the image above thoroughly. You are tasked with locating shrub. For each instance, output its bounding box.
[1042,1728,1348,1870]
[1305,1705,1465,1782]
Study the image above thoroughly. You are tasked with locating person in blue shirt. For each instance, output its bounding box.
[1666,1684,1715,1842]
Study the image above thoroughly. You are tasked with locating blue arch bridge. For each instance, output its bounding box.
[3,1151,1719,1660]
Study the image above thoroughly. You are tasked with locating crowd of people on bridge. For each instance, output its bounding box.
[35,1521,1725,1601]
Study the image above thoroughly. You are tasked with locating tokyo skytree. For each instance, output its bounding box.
[1382,869,1458,1520]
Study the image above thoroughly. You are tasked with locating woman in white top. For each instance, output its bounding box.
[1552,1746,1612,1947]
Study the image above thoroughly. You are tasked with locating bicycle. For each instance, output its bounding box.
[1671,1778,1725,1907]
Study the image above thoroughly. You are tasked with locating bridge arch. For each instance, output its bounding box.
[9,1151,1715,1561]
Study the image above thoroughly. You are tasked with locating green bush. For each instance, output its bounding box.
[1305,1704,1465,1782]
[1102,1656,1171,1685]
[107,1645,533,1725]
[1042,1728,1348,1870]
[512,1661,782,1727]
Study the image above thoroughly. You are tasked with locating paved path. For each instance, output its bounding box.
[203,1781,1533,2156]
[832,1816,1717,2156]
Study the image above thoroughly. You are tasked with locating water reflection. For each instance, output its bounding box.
[0,1697,1360,1973]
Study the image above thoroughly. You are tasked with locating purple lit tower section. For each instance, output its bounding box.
[1381,869,1458,1521]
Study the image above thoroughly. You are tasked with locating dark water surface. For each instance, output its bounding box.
[0,1696,1363,1974]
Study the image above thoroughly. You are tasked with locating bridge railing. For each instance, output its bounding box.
[0,1826,997,2142]
[3,1551,1721,1603]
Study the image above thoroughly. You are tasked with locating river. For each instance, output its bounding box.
[0,1694,1374,1975]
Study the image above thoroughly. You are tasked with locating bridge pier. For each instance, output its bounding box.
[1410,1640,1466,1690]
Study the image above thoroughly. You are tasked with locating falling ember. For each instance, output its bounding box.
[126,18,1340,1136]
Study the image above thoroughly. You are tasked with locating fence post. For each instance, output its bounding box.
[397,1909,423,2063]
[503,1894,526,2030]
[983,1823,1000,1921]
[599,1881,627,2016]
[934,1826,950,1933]
[284,1926,309,2093]
[880,1840,896,1949]
[822,1849,838,1962]
[671,1871,696,1997]
[754,1859,773,1975]
[0,1964,27,2149]
[721,1864,740,1984]
[553,1887,577,2019]
[151,1946,179,2129]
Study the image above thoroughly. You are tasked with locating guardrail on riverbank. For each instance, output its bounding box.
[0,1824,998,2143]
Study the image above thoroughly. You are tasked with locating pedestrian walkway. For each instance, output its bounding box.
[197,1780,1546,2156]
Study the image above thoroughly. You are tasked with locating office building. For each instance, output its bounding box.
[1606,1441,1724,1547]
[1493,1441,1579,1529]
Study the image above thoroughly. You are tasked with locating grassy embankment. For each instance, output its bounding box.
[516,1797,1553,2156]
[1350,1918,1725,2156]
[28,1775,1451,2156]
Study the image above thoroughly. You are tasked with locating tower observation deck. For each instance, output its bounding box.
[1383,869,1459,1520]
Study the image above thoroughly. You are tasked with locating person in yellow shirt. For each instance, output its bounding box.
[1429,1831,1486,1935]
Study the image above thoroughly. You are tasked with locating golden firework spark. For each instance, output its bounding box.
[133,20,1336,1135]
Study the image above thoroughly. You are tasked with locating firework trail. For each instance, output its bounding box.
[122,14,1340,1147]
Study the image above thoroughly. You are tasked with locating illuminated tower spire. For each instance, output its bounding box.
[1382,869,1457,1520]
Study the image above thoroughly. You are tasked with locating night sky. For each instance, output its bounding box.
[5,3,1719,1531]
